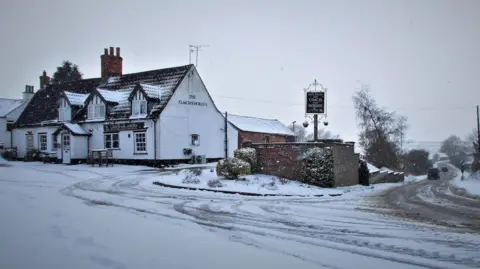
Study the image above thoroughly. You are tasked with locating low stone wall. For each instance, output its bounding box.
[250,141,359,187]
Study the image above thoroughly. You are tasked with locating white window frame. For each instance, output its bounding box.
[191,134,200,146]
[132,100,147,116]
[26,134,34,150]
[134,132,147,153]
[104,133,120,149]
[38,133,48,151]
[88,103,106,120]
[52,134,58,151]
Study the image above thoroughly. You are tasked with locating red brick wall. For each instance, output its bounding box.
[101,47,123,80]
[251,142,359,187]
[238,131,288,148]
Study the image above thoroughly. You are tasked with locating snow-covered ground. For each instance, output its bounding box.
[152,166,381,196]
[1,160,479,269]
[452,171,480,197]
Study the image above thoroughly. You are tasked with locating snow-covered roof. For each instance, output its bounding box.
[367,163,380,173]
[227,114,294,136]
[58,123,90,136]
[64,91,89,106]
[139,83,168,99]
[380,167,395,174]
[0,98,25,117]
[97,88,130,103]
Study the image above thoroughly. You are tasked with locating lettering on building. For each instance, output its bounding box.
[104,122,145,132]
[178,100,208,107]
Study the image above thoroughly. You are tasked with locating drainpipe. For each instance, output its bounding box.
[10,128,13,148]
[153,119,157,164]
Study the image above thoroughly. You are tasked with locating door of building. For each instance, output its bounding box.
[62,133,71,164]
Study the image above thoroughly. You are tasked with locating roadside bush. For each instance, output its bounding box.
[207,179,223,188]
[300,147,335,188]
[216,157,251,179]
[24,149,41,162]
[182,173,200,184]
[234,147,257,172]
[358,160,370,186]
[261,177,278,190]
[1,150,11,160]
[182,170,201,184]
[190,168,203,176]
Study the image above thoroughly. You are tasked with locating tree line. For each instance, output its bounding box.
[352,86,479,174]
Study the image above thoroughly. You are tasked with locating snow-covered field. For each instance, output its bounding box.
[1,160,479,269]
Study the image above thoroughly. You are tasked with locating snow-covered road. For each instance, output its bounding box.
[380,177,480,231]
[1,162,479,269]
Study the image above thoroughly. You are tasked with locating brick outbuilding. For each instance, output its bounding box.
[226,114,295,148]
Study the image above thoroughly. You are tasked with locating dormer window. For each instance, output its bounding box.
[132,100,147,116]
[88,95,105,120]
[131,89,148,117]
[58,97,71,122]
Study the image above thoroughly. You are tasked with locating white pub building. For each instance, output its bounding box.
[12,47,238,165]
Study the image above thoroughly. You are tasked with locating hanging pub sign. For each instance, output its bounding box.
[104,122,145,132]
[305,91,325,114]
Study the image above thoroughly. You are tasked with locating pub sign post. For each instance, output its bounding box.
[303,79,328,142]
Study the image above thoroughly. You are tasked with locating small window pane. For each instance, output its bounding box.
[191,134,200,146]
[39,134,47,151]
[135,132,146,153]
[140,101,147,114]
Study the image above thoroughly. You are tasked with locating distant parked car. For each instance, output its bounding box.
[441,167,448,173]
[428,168,440,180]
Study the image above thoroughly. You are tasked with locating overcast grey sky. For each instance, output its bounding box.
[1,0,479,144]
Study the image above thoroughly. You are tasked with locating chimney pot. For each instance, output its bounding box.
[101,47,123,80]
[43,70,47,77]
[104,48,108,55]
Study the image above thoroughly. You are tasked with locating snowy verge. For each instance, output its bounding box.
[404,175,427,183]
[451,171,480,197]
[150,167,401,197]
[164,162,218,170]
[0,156,11,166]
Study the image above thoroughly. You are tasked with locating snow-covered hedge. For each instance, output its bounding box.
[216,157,251,179]
[207,179,223,188]
[234,147,257,171]
[300,147,335,188]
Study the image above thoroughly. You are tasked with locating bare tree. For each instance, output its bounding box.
[287,123,308,142]
[465,128,479,153]
[352,87,408,169]
[305,129,340,141]
[440,135,469,168]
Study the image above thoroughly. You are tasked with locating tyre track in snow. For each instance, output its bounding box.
[41,166,480,269]
[379,178,480,231]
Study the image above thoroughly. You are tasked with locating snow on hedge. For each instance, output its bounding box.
[233,147,257,171]
[216,157,252,179]
[300,147,335,188]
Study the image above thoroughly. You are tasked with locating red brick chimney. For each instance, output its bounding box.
[39,70,50,89]
[101,47,123,80]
